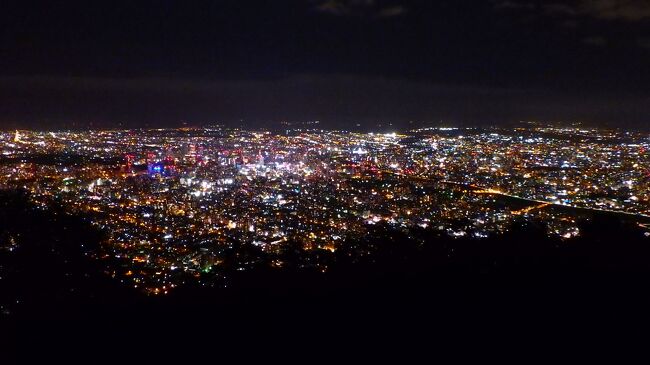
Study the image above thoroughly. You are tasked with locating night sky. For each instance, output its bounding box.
[1,0,649,129]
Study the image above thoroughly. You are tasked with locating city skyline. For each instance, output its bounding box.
[3,125,649,295]
[5,0,650,347]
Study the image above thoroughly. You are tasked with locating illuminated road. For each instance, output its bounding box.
[382,170,650,220]
[510,203,551,216]
[444,180,650,219]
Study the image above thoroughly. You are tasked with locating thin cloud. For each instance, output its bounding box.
[376,6,406,18]
[315,0,356,16]
[313,0,406,18]
[493,1,535,10]
[543,3,579,16]
[495,0,650,21]
[581,0,650,21]
[493,0,650,49]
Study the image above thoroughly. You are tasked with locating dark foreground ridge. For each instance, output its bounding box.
[2,188,650,326]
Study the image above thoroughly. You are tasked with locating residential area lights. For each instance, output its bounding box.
[1,126,648,294]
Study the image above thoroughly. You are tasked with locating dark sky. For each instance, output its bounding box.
[1,0,650,129]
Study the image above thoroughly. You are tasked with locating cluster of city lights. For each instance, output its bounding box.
[1,126,648,293]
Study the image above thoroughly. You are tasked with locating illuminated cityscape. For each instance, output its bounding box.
[2,126,648,295]
[6,0,650,350]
